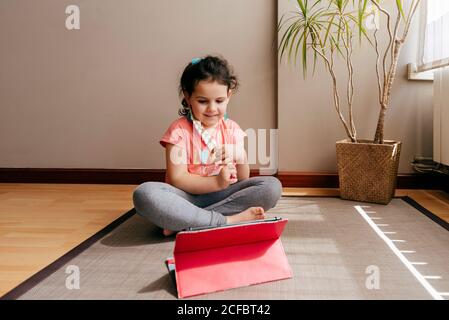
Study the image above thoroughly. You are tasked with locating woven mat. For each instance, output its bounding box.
[6,197,449,300]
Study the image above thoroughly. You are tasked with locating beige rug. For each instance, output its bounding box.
[4,196,449,300]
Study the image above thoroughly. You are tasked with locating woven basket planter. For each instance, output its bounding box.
[336,139,402,205]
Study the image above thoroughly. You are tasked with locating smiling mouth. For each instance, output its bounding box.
[204,114,218,117]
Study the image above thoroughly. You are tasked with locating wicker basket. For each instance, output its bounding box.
[336,139,402,205]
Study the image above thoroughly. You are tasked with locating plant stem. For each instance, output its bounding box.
[342,34,357,142]
[372,0,421,144]
[312,44,356,142]
[373,29,383,105]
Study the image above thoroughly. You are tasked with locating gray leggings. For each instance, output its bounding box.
[132,176,282,231]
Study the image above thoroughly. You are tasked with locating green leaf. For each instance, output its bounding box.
[294,27,307,66]
[358,0,368,42]
[279,23,298,63]
[302,28,308,77]
[296,0,306,15]
[288,24,302,63]
[396,0,406,20]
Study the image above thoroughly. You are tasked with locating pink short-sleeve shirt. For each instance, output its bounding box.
[160,116,247,181]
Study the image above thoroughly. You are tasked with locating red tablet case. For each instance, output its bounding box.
[166,218,292,299]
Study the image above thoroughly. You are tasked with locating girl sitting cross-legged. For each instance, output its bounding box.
[133,55,282,236]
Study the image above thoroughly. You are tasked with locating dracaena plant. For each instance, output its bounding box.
[278,0,422,144]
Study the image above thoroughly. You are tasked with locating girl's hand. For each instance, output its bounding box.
[216,163,238,189]
[214,144,245,165]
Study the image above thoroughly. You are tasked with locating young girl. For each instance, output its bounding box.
[133,55,282,236]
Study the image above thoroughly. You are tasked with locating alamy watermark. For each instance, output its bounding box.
[168,128,279,175]
[365,265,380,290]
[65,5,80,30]
[365,5,380,31]
[65,265,80,290]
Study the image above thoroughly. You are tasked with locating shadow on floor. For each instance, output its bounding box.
[100,215,175,247]
[138,273,177,298]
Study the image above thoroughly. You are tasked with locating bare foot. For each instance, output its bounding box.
[226,207,266,224]
[162,229,176,237]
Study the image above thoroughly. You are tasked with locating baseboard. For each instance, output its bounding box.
[0,168,446,190]
[276,171,447,190]
[276,171,339,188]
[0,168,166,185]
[0,168,261,185]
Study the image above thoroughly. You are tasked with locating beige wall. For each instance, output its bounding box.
[0,0,276,169]
[0,1,432,174]
[278,1,433,173]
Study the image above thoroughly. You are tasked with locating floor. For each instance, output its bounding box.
[0,183,448,297]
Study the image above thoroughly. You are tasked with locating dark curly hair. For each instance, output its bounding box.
[178,55,239,117]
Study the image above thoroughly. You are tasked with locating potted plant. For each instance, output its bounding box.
[278,0,421,204]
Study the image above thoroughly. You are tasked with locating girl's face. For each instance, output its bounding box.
[185,80,232,128]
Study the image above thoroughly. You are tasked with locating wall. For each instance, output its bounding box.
[0,0,277,169]
[0,1,433,174]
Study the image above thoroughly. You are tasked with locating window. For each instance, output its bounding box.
[420,0,449,71]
